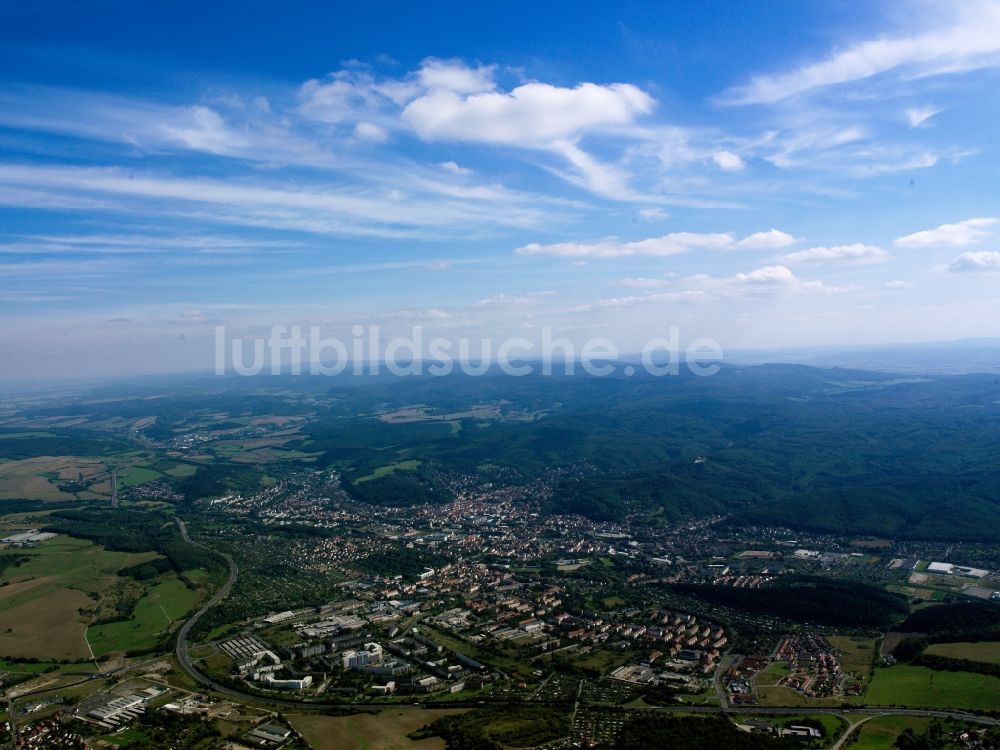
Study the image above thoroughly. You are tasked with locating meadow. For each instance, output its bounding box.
[87,575,199,656]
[848,716,931,750]
[865,665,1000,711]
[924,641,1000,665]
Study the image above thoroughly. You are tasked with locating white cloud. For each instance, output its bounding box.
[514,231,733,259]
[417,59,496,94]
[475,291,556,306]
[883,279,914,289]
[566,290,705,312]
[638,207,668,221]
[717,2,1000,104]
[894,217,997,247]
[774,243,890,265]
[906,105,943,128]
[681,264,850,298]
[614,277,672,288]
[0,164,559,239]
[516,228,799,259]
[438,161,473,175]
[733,229,797,250]
[712,150,745,171]
[545,140,644,201]
[948,251,1000,272]
[402,80,653,145]
[159,106,249,153]
[353,121,390,142]
[734,265,798,284]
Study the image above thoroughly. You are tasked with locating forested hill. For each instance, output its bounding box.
[8,362,1000,542]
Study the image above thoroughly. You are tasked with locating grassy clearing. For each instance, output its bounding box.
[866,665,1000,711]
[288,708,465,750]
[755,661,790,686]
[755,684,860,708]
[849,715,931,750]
[829,635,877,676]
[163,463,198,478]
[88,575,199,655]
[924,641,1000,665]
[356,460,421,483]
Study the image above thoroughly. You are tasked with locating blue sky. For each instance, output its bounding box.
[2,0,1000,379]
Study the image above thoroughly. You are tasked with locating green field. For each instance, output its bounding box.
[828,636,877,676]
[355,459,421,483]
[866,665,1000,711]
[0,536,160,660]
[163,463,198,478]
[118,466,162,487]
[88,575,199,655]
[924,641,1000,665]
[848,716,931,750]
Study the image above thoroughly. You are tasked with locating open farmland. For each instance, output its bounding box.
[0,535,160,659]
[0,456,105,501]
[288,708,466,750]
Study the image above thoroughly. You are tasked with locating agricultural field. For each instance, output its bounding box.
[866,665,1000,711]
[924,641,1000,665]
[0,535,159,660]
[0,456,104,501]
[288,708,466,750]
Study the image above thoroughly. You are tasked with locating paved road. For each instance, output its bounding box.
[172,519,250,703]
[830,715,874,750]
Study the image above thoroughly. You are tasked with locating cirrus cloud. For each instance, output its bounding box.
[515,228,796,259]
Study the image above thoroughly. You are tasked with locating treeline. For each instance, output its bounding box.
[890,602,1000,678]
[898,602,1000,637]
[667,577,908,628]
[616,716,800,750]
[44,509,218,574]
